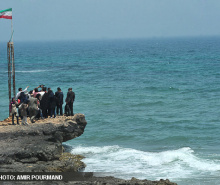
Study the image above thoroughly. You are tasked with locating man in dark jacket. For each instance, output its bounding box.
[40,87,49,118]
[48,88,56,118]
[65,88,75,116]
[55,87,64,116]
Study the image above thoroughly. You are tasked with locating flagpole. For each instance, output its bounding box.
[1,8,15,115]
[11,18,13,43]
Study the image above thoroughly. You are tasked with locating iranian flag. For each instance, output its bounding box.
[0,8,12,19]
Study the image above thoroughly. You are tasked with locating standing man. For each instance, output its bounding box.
[40,87,49,118]
[16,86,29,99]
[16,86,29,121]
[48,88,56,118]
[19,100,29,125]
[28,94,38,123]
[55,87,64,116]
[65,88,75,116]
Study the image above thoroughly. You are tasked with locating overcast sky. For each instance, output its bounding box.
[1,0,220,41]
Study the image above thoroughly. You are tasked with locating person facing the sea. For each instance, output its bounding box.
[28,94,39,123]
[32,85,44,98]
[35,94,44,119]
[17,87,29,122]
[16,86,29,99]
[39,86,46,99]
[33,88,39,98]
[18,100,29,125]
[48,88,56,118]
[55,87,64,116]
[9,97,19,125]
[40,87,49,118]
[65,88,75,116]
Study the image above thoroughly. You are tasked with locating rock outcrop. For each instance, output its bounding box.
[0,114,87,172]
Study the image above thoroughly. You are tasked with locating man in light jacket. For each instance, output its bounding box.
[28,94,38,123]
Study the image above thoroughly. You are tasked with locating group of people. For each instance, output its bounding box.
[9,85,75,125]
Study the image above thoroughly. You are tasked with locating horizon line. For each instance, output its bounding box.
[1,35,220,43]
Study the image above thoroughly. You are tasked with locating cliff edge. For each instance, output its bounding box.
[0,114,87,172]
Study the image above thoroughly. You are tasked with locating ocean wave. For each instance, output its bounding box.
[133,101,165,107]
[143,86,180,91]
[71,145,220,180]
[4,70,51,73]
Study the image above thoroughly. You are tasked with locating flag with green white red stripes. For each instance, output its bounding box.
[0,8,12,19]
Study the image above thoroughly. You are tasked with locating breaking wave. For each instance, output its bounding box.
[71,145,220,181]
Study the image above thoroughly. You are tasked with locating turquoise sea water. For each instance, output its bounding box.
[0,37,220,184]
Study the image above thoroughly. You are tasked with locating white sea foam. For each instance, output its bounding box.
[71,146,220,181]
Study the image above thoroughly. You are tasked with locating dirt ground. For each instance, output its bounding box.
[0,115,75,132]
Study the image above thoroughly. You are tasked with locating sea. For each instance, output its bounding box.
[0,37,220,185]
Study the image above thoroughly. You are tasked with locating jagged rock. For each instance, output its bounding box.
[0,176,177,185]
[0,114,87,172]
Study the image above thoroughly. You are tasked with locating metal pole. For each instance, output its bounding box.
[11,43,15,98]
[7,42,12,116]
[11,19,13,42]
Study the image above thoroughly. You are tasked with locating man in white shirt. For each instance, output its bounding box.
[16,86,29,99]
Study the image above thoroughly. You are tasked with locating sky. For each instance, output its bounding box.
[0,0,220,41]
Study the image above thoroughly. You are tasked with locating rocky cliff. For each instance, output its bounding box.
[0,114,177,185]
[0,114,87,172]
